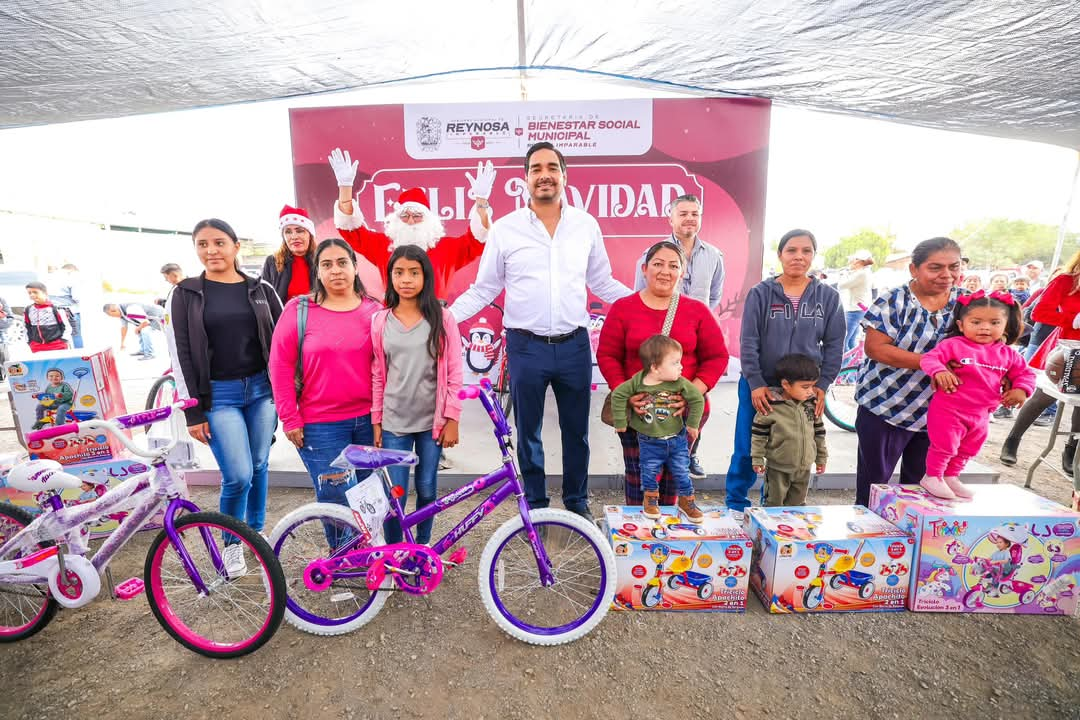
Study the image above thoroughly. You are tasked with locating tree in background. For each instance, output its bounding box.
[950,218,1077,269]
[822,228,896,270]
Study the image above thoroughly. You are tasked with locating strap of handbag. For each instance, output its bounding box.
[294,296,309,396]
[660,292,680,336]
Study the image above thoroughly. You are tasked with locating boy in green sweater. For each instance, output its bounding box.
[750,354,828,507]
[612,335,706,522]
[32,368,75,430]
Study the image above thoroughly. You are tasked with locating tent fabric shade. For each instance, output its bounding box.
[3,0,1079,147]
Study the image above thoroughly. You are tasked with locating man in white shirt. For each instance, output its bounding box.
[451,142,632,519]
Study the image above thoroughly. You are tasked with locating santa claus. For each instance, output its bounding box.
[328,147,496,298]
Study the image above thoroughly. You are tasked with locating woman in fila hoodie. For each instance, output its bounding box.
[724,230,845,512]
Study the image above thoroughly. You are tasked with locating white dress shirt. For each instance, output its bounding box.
[450,202,632,335]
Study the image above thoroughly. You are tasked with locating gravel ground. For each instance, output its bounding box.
[2,389,1079,720]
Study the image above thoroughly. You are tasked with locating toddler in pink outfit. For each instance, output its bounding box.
[919,290,1036,499]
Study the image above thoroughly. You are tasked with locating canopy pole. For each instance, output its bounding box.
[517,0,528,100]
[1051,151,1080,271]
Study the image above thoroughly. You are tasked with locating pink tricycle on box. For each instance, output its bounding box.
[869,483,1080,614]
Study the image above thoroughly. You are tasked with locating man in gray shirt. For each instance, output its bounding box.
[633,194,724,480]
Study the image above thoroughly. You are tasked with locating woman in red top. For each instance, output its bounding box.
[597,240,729,505]
[261,205,317,303]
[1001,250,1080,472]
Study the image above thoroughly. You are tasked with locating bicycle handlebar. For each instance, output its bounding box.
[26,399,197,448]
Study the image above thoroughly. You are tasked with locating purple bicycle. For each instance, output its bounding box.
[268,378,617,645]
[0,400,286,658]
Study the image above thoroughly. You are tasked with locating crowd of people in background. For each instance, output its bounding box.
[3,139,1072,549]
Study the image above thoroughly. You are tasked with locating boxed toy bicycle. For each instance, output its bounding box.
[603,505,752,612]
[0,453,169,537]
[4,348,129,464]
[869,483,1080,614]
[744,505,913,613]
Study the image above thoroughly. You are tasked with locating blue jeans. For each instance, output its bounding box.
[206,371,277,540]
[381,429,442,544]
[296,415,374,545]
[138,328,154,357]
[506,329,592,512]
[844,310,864,352]
[724,376,757,512]
[69,312,83,350]
[638,429,693,496]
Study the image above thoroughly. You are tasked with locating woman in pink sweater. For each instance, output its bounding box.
[919,291,1035,499]
[269,238,382,515]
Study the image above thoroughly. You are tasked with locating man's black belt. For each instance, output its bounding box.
[509,327,586,344]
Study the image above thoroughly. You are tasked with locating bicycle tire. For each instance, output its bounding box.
[0,504,58,642]
[144,511,286,658]
[145,374,178,412]
[824,364,860,433]
[478,508,616,645]
[267,503,386,636]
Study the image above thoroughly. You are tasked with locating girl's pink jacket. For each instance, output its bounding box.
[371,307,464,439]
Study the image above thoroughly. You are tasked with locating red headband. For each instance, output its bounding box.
[957,289,1014,306]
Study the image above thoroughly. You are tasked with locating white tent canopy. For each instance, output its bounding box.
[4,1,1080,147]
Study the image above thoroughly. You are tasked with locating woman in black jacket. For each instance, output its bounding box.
[260,205,317,303]
[166,218,283,575]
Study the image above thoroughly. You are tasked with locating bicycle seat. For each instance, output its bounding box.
[338,445,418,471]
[7,459,83,492]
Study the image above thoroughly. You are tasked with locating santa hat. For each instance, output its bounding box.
[395,188,431,215]
[279,205,316,236]
[470,317,494,336]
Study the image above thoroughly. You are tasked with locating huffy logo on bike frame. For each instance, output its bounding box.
[929,519,968,538]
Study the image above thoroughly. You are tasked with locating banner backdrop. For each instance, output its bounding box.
[289,98,770,384]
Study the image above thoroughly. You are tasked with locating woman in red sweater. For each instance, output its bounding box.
[1001,250,1080,472]
[597,241,729,505]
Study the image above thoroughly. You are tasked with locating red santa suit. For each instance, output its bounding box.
[334,187,489,299]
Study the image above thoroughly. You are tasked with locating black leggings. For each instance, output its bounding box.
[1005,389,1080,447]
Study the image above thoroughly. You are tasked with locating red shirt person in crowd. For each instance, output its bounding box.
[261,206,317,303]
[328,148,494,299]
[597,241,729,506]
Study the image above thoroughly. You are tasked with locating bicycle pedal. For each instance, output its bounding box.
[446,547,468,566]
[114,577,145,600]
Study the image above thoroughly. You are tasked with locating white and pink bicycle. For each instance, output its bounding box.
[0,400,286,658]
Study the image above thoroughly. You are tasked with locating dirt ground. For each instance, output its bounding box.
[3,408,1080,720]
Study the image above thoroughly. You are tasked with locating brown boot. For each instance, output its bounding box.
[678,495,704,524]
[643,491,661,520]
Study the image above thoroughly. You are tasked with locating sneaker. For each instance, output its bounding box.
[222,543,247,578]
[129,351,145,357]
[642,491,661,520]
[1033,414,1054,428]
[999,436,1019,466]
[992,406,1013,420]
[730,510,746,524]
[1063,441,1077,478]
[920,475,956,500]
[438,450,454,471]
[677,495,704,524]
[688,455,706,480]
[137,355,155,362]
[566,506,593,523]
[943,476,974,499]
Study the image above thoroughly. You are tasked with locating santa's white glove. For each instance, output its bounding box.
[1072,313,1080,330]
[328,148,359,187]
[466,160,496,200]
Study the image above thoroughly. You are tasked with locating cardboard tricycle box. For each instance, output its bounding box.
[603,505,752,612]
[0,454,167,538]
[869,483,1080,615]
[745,505,913,613]
[5,348,129,464]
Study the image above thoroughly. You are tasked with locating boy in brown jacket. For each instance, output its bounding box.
[750,354,827,506]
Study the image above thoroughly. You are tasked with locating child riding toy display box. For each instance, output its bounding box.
[869,483,1080,614]
[603,505,752,612]
[5,348,128,464]
[745,505,914,613]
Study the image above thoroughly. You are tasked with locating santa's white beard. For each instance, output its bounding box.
[384,212,445,250]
